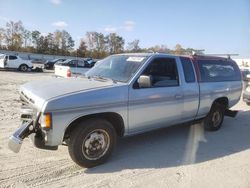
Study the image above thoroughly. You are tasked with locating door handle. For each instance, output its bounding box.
[175,94,183,99]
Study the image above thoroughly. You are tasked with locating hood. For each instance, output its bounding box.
[20,77,114,110]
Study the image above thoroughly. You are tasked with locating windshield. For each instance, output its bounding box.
[85,55,148,82]
[52,59,60,63]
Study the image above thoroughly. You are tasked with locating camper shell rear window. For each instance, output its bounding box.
[197,59,241,82]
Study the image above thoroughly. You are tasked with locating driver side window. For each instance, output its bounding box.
[9,55,17,60]
[142,57,179,87]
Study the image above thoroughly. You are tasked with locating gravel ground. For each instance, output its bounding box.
[0,70,250,188]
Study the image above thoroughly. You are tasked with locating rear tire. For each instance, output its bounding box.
[68,119,117,168]
[204,102,225,131]
[19,64,29,72]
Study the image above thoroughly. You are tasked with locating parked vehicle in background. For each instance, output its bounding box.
[8,53,242,168]
[31,58,46,65]
[44,58,66,70]
[241,68,250,82]
[243,85,250,106]
[54,59,90,77]
[84,58,96,68]
[241,68,250,105]
[0,54,33,72]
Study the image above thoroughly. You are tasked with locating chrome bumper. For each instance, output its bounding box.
[8,121,33,153]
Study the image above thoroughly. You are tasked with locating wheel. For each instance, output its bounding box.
[68,119,117,168]
[19,64,29,72]
[246,102,250,106]
[204,102,225,131]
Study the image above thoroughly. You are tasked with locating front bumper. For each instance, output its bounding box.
[8,121,34,153]
[8,114,58,153]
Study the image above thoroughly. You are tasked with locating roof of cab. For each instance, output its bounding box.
[114,52,182,58]
[113,52,232,61]
[189,54,232,61]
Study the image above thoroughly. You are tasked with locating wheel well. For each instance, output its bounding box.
[18,64,28,69]
[64,112,125,140]
[213,97,229,109]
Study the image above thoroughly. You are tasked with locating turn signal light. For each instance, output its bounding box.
[43,113,52,129]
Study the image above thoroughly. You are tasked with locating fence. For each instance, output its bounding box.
[0,50,81,61]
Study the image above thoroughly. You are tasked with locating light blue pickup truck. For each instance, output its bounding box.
[9,53,242,168]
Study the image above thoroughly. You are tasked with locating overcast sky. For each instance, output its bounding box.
[0,0,249,57]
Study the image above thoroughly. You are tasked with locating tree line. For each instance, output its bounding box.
[0,20,201,59]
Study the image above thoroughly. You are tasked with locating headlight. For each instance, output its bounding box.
[41,113,52,130]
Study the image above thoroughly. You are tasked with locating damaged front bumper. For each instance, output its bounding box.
[8,120,34,153]
[8,113,58,153]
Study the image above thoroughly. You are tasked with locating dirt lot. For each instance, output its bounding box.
[0,70,250,188]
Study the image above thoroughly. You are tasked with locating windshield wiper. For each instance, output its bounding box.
[76,74,89,79]
[89,75,117,83]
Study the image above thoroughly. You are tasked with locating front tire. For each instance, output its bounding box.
[204,103,225,131]
[68,119,117,168]
[19,64,29,72]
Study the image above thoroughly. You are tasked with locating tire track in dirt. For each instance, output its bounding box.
[0,158,76,187]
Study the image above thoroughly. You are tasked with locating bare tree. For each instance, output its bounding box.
[60,30,75,55]
[5,20,24,50]
[0,20,204,58]
[106,33,124,54]
[0,27,5,48]
[127,39,140,52]
[174,44,185,55]
[85,32,106,52]
[147,44,171,53]
[76,39,87,57]
[22,29,31,48]
[31,30,41,49]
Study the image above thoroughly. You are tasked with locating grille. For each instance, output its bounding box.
[20,92,37,121]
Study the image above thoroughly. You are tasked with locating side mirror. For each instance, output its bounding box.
[138,75,152,88]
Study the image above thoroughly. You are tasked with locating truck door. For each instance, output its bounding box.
[128,57,184,133]
[7,55,19,68]
[179,57,199,121]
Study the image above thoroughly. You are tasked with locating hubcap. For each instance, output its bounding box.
[212,111,221,127]
[21,65,27,71]
[82,129,110,160]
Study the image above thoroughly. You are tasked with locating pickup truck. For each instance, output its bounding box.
[44,58,66,70]
[8,53,242,168]
[54,59,91,77]
[0,54,33,72]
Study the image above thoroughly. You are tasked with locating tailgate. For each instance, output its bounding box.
[54,65,70,77]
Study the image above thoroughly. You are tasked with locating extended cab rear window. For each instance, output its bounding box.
[197,59,241,82]
[180,57,195,83]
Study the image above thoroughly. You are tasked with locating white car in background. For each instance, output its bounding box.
[0,54,33,72]
[54,59,90,77]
